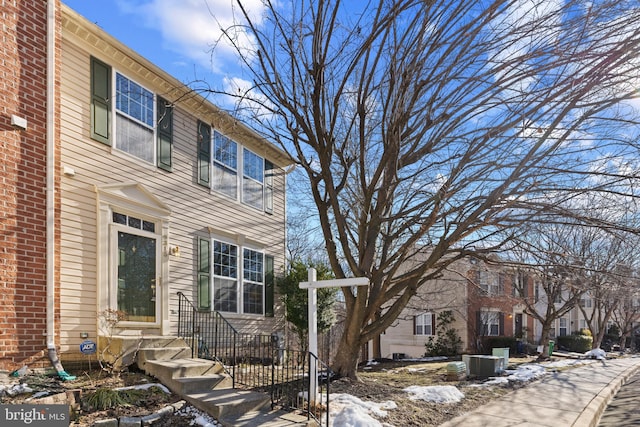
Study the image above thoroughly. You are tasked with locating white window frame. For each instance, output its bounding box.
[415,313,434,336]
[580,295,593,308]
[210,237,265,315]
[479,271,501,296]
[114,72,156,164]
[212,239,239,313]
[479,270,489,293]
[211,131,268,212]
[481,310,500,336]
[242,148,265,210]
[212,131,238,199]
[559,317,568,336]
[242,247,265,315]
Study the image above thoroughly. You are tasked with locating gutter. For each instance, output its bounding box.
[46,0,74,381]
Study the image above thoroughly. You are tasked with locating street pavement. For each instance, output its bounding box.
[598,367,640,426]
[440,355,640,427]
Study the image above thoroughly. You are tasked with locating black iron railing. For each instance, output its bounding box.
[176,292,331,425]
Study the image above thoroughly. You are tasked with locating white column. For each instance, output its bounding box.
[307,267,319,406]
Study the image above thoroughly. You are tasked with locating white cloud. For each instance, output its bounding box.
[118,0,264,74]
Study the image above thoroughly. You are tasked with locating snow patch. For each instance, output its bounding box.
[403,385,465,403]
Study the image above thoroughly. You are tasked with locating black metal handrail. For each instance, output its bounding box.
[176,292,331,425]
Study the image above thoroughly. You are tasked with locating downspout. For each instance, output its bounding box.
[46,0,74,381]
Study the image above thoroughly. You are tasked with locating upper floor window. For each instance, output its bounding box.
[415,313,434,336]
[116,73,155,163]
[478,270,503,296]
[553,286,563,304]
[213,132,238,198]
[90,56,173,171]
[197,123,273,213]
[243,149,264,210]
[579,296,593,308]
[512,271,528,297]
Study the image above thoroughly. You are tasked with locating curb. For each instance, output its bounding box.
[572,360,640,427]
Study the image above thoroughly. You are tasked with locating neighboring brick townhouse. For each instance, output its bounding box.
[1,1,293,371]
[0,0,61,371]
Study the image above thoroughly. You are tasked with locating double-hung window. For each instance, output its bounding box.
[559,318,568,336]
[200,237,268,315]
[213,132,238,198]
[90,56,173,170]
[213,241,238,313]
[243,248,264,314]
[197,125,273,213]
[115,73,154,163]
[478,270,502,296]
[415,313,434,336]
[243,149,264,210]
[479,310,502,336]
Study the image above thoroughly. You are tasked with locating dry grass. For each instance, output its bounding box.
[329,357,535,426]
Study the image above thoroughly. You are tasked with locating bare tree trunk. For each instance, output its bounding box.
[332,320,363,380]
[538,321,553,360]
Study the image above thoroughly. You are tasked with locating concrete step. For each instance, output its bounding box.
[135,337,311,426]
[139,336,191,348]
[144,357,223,379]
[185,388,272,420]
[136,346,194,371]
[172,374,232,394]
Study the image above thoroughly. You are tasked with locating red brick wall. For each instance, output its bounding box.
[0,0,61,371]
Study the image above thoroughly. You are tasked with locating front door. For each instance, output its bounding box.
[115,228,159,323]
[515,313,523,337]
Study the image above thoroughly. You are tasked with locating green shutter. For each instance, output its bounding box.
[198,238,211,310]
[157,96,173,171]
[197,121,211,187]
[90,57,111,145]
[265,160,274,214]
[265,255,275,317]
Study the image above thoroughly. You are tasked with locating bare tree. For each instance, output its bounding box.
[285,169,327,263]
[510,223,587,357]
[611,280,640,350]
[576,239,639,349]
[216,0,640,378]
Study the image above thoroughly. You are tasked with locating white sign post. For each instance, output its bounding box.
[299,268,369,406]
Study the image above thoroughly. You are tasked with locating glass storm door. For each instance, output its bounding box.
[117,230,158,322]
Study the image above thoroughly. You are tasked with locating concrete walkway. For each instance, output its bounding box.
[440,356,640,427]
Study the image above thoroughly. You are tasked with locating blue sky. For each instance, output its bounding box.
[62,0,259,86]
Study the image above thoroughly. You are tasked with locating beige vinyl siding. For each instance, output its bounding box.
[59,16,288,353]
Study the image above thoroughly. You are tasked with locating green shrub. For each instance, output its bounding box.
[556,334,592,353]
[424,311,463,357]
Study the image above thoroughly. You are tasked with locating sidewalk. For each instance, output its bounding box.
[440,355,640,427]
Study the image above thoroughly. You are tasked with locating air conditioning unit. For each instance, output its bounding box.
[468,355,504,377]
